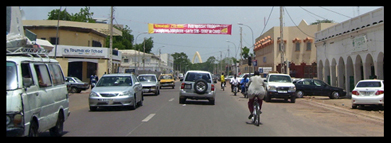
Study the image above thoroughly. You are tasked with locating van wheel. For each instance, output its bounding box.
[28,120,39,137]
[49,111,64,137]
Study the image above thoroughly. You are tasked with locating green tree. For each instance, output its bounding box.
[134,37,154,53]
[310,19,334,25]
[241,46,250,59]
[47,6,95,23]
[105,25,134,50]
[172,52,190,73]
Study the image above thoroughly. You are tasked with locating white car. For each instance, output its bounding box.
[351,79,384,109]
[263,73,296,103]
[179,70,215,105]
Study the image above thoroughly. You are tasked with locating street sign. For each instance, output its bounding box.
[253,60,257,66]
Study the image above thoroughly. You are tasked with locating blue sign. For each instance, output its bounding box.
[259,68,263,73]
[253,60,257,66]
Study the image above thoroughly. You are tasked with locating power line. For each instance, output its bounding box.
[299,6,327,20]
[284,8,315,38]
[320,7,351,19]
[259,6,274,36]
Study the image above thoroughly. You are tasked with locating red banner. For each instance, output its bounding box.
[148,23,232,35]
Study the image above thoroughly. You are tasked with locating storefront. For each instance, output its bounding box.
[48,45,121,82]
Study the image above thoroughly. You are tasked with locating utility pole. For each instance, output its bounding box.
[158,48,161,73]
[280,6,285,74]
[143,37,146,71]
[108,6,113,74]
[239,27,243,60]
[220,51,222,74]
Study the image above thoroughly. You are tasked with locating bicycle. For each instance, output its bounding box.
[221,81,225,91]
[251,96,261,126]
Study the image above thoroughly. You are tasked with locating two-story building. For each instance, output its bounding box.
[119,50,174,75]
[253,19,336,78]
[23,20,122,82]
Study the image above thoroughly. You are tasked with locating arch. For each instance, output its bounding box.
[330,58,337,86]
[192,51,203,64]
[376,52,384,79]
[337,57,345,89]
[354,55,363,84]
[324,59,330,85]
[318,60,323,81]
[346,56,354,92]
[364,53,374,79]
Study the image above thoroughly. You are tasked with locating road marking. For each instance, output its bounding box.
[169,98,174,102]
[142,113,156,122]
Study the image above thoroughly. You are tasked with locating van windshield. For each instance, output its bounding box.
[7,61,18,90]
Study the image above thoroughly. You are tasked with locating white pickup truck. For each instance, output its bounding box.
[263,73,296,103]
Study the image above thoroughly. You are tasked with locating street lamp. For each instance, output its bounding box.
[226,40,238,75]
[238,22,255,75]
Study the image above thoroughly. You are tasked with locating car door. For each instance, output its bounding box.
[313,80,326,96]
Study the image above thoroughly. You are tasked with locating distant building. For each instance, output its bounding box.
[119,50,174,75]
[253,19,336,78]
[23,20,122,82]
[315,7,383,92]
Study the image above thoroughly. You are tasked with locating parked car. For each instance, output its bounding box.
[294,78,346,99]
[159,74,175,89]
[65,77,89,93]
[137,74,160,95]
[179,70,215,105]
[89,74,143,111]
[264,73,296,103]
[351,79,384,109]
[7,48,70,137]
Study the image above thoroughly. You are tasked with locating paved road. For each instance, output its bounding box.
[39,81,383,136]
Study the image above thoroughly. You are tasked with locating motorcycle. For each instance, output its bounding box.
[232,82,239,96]
[242,83,249,98]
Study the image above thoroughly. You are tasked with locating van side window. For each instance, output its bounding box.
[34,64,52,87]
[21,63,34,85]
[47,64,65,85]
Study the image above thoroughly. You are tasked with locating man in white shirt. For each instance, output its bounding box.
[230,74,241,92]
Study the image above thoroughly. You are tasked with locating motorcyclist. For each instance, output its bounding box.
[230,74,240,92]
[247,71,266,119]
[240,74,249,94]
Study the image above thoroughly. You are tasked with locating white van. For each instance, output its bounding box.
[6,48,70,137]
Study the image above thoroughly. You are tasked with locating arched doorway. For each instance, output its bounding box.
[331,58,337,86]
[364,54,375,79]
[354,55,363,84]
[318,60,323,81]
[337,57,345,89]
[346,56,354,92]
[324,59,330,85]
[376,52,384,79]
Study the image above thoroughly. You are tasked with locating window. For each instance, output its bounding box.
[21,63,35,86]
[6,61,18,90]
[306,42,312,51]
[92,40,102,47]
[50,37,59,45]
[34,64,52,87]
[47,63,65,85]
[295,42,300,51]
[124,59,129,63]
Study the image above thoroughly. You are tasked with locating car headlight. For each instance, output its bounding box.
[89,92,99,97]
[119,91,131,96]
[268,86,276,91]
[288,86,296,92]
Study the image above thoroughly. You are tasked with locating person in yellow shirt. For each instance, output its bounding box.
[220,73,226,90]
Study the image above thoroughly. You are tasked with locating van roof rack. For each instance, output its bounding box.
[7,47,51,60]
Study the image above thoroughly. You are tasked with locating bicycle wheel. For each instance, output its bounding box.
[253,98,260,126]
[222,83,225,91]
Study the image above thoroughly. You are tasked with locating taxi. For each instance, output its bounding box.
[159,74,175,89]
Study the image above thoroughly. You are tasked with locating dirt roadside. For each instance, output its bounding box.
[299,96,384,125]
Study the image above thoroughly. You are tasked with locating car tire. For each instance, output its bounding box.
[89,106,97,111]
[49,111,64,137]
[28,120,39,137]
[194,79,208,94]
[352,104,358,109]
[329,91,340,99]
[70,87,78,93]
[296,90,304,98]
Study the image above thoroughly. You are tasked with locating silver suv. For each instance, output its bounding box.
[179,70,215,105]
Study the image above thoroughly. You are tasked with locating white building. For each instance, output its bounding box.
[119,50,173,75]
[315,7,383,92]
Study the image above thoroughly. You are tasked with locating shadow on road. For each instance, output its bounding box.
[182,100,214,105]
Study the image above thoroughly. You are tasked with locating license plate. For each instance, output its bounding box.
[278,90,287,93]
[185,85,191,89]
[101,99,113,102]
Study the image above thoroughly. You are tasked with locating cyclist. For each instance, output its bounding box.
[230,74,240,92]
[247,71,266,119]
[220,73,225,89]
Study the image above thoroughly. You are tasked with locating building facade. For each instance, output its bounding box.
[119,50,174,75]
[254,20,336,78]
[315,7,383,92]
[23,20,122,82]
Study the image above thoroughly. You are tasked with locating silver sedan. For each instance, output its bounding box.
[89,74,143,111]
[137,74,160,95]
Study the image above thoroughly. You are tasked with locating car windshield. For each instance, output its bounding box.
[6,61,18,90]
[160,75,173,79]
[356,81,381,87]
[96,76,132,87]
[138,75,156,82]
[185,72,211,83]
[269,75,292,82]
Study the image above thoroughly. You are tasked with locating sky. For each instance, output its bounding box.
[21,6,382,63]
